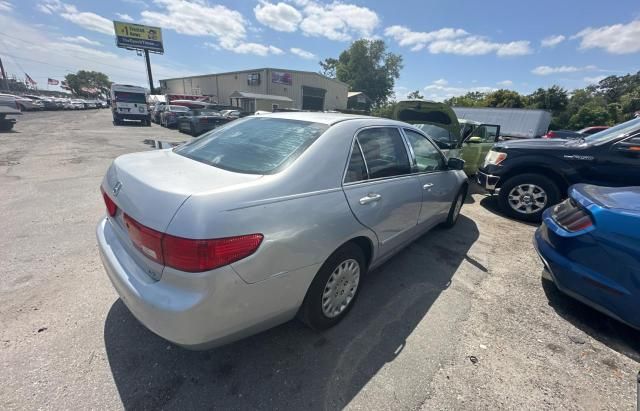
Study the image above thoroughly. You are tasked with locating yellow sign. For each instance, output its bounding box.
[113,21,164,53]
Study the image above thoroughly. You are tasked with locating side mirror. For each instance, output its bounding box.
[614,136,640,153]
[467,136,482,144]
[447,157,465,170]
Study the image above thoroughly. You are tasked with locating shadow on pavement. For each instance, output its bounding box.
[542,277,640,363]
[479,195,539,227]
[104,216,479,410]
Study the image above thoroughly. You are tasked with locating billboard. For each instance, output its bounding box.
[114,21,164,53]
[272,71,292,86]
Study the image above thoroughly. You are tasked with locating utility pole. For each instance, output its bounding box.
[144,49,154,93]
[0,57,8,91]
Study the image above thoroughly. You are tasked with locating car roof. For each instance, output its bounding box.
[257,111,406,126]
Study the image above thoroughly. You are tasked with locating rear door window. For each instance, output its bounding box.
[357,127,411,179]
[344,140,368,183]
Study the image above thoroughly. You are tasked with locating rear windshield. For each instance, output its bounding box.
[175,117,328,174]
[415,124,452,147]
[114,91,146,104]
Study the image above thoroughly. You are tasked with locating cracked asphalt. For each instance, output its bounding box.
[1,110,639,410]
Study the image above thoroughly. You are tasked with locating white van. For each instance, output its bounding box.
[110,84,150,126]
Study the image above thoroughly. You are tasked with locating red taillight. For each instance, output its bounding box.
[122,213,263,272]
[123,214,164,264]
[552,198,593,232]
[101,187,118,217]
[163,233,263,272]
[543,131,556,139]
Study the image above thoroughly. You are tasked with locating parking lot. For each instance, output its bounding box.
[1,109,639,410]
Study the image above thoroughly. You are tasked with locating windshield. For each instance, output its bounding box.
[583,117,640,144]
[194,110,219,116]
[415,124,452,146]
[175,117,328,174]
[169,105,190,112]
[114,91,146,104]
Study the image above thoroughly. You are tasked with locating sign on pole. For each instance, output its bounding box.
[113,21,164,54]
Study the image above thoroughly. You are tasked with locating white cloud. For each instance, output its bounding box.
[60,35,101,46]
[385,25,532,56]
[141,0,282,56]
[0,1,12,12]
[384,25,467,51]
[584,75,606,84]
[531,65,596,75]
[0,14,193,88]
[115,13,134,22]
[254,1,302,32]
[574,20,640,54]
[423,80,496,102]
[497,80,513,86]
[37,1,113,35]
[433,78,448,86]
[296,1,379,41]
[541,34,565,47]
[290,47,316,60]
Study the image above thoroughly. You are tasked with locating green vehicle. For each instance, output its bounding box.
[393,100,500,175]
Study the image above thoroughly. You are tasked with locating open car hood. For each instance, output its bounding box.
[392,100,460,140]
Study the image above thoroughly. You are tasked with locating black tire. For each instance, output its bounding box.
[442,185,467,228]
[298,243,365,330]
[498,173,560,222]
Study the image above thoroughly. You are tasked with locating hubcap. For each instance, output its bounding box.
[453,193,464,220]
[322,259,360,318]
[507,184,547,214]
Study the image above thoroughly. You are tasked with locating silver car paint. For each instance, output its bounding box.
[98,112,467,349]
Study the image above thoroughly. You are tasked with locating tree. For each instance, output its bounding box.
[484,89,525,108]
[527,86,568,115]
[320,39,403,107]
[568,104,611,129]
[445,91,487,107]
[64,70,111,97]
[406,90,424,99]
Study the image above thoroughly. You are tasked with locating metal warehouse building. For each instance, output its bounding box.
[159,68,348,112]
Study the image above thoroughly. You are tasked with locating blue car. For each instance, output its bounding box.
[534,184,640,329]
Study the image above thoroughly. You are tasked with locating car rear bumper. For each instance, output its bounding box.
[533,223,640,329]
[114,113,148,120]
[476,170,500,191]
[96,217,317,349]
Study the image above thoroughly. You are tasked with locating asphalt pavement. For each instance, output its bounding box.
[0,110,638,410]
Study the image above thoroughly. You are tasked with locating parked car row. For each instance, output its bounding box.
[150,100,246,136]
[0,93,109,111]
[543,126,610,139]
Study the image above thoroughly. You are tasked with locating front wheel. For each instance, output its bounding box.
[442,186,467,228]
[298,243,365,330]
[498,174,560,222]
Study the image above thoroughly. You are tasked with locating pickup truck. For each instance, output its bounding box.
[477,117,640,222]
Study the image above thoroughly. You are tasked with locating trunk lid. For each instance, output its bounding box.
[573,184,640,213]
[104,149,263,232]
[392,100,461,144]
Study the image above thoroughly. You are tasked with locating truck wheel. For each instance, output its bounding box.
[498,174,560,222]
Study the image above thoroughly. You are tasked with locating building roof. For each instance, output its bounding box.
[229,91,293,102]
[452,107,552,138]
[160,67,348,87]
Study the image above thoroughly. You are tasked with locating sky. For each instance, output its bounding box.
[0,0,639,100]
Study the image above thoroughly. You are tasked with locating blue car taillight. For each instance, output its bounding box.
[551,198,593,232]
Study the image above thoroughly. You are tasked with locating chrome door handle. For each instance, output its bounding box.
[423,183,434,190]
[359,193,382,205]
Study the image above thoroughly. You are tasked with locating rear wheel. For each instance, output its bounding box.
[498,173,560,222]
[298,243,365,330]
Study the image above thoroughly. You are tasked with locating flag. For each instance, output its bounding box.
[25,73,37,85]
[48,78,59,85]
[60,80,70,90]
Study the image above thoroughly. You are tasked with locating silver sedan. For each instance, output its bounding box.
[97,112,468,349]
